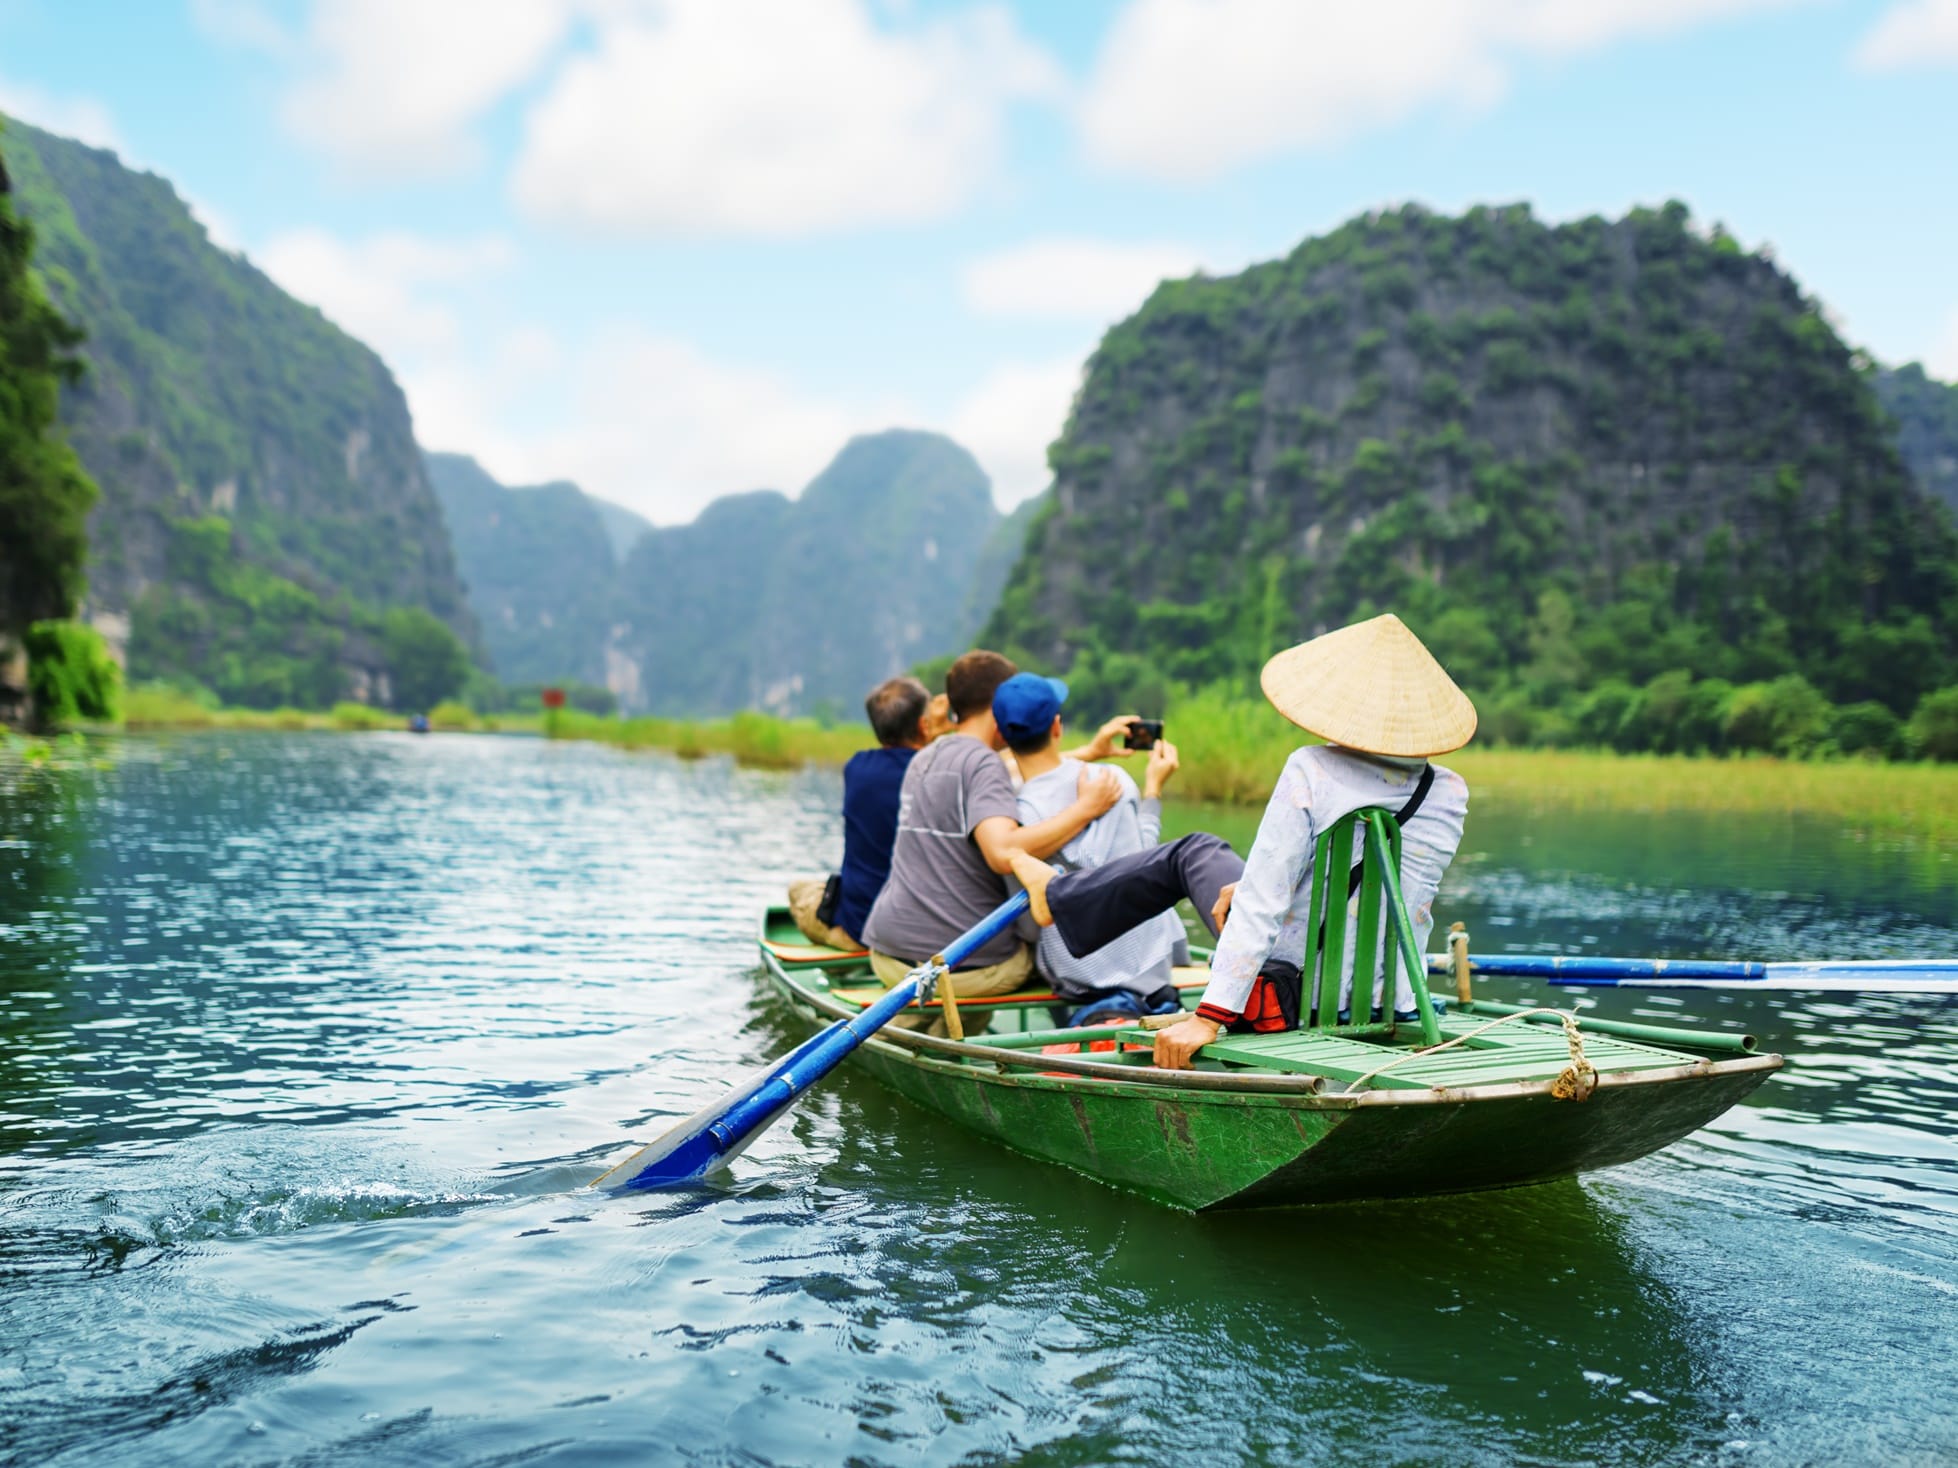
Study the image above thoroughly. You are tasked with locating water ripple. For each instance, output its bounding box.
[1,734,1956,1464]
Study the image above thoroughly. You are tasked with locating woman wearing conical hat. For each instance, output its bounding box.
[1010,613,1475,1070]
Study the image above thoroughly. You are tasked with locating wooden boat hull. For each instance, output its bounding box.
[762,958,1781,1211]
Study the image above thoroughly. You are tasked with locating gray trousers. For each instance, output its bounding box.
[1045,834,1304,1031]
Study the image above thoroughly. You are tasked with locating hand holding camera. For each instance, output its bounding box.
[1142,737,1179,800]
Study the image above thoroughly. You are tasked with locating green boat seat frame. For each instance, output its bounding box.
[1298,806,1443,1046]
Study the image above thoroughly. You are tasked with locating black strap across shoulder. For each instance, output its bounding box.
[1394,761,1437,827]
[1345,761,1434,903]
[1318,762,1435,952]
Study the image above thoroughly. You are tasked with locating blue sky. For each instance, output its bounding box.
[1,0,1954,522]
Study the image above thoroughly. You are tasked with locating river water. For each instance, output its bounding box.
[2,733,1955,1466]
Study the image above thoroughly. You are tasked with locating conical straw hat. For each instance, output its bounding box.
[1259,613,1477,757]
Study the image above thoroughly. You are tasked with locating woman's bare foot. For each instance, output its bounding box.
[1008,850,1058,926]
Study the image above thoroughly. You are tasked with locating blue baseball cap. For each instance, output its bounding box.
[992,673,1069,744]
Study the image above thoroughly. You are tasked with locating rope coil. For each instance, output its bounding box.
[1338,1006,1596,1099]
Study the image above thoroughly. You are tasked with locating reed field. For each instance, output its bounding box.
[99,686,1958,846]
[1150,689,1958,844]
[545,708,864,768]
[546,693,1958,846]
[121,684,338,731]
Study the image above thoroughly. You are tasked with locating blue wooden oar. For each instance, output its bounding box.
[592,891,1030,1193]
[1424,952,1958,993]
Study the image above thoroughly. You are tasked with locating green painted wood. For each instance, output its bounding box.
[759,937,1782,1209]
[1198,1013,1695,1089]
[1303,824,1334,1022]
[1374,821,1401,1025]
[1366,812,1443,1045]
[1351,816,1385,1024]
[1464,1000,1757,1054]
[1318,819,1354,1026]
[975,1026,1151,1050]
[1295,809,1440,1044]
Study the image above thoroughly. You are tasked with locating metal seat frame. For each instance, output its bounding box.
[1301,808,1443,1046]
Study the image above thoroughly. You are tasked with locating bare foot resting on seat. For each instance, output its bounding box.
[1008,850,1058,926]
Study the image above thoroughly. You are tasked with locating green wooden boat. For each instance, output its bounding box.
[756,808,1782,1211]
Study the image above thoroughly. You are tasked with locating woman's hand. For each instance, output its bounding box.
[1209,881,1237,935]
[1152,1014,1220,1070]
[1142,738,1179,800]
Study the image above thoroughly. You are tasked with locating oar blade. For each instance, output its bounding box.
[592,1019,858,1192]
[592,889,1031,1195]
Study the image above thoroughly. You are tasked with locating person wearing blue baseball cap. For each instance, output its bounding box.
[992,673,1190,1022]
[860,650,1130,1033]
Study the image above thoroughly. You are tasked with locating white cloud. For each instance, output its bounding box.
[511,0,1062,237]
[189,0,296,55]
[1080,0,1804,180]
[410,321,893,523]
[949,355,1085,507]
[279,0,574,177]
[961,238,1207,320]
[248,227,1024,524]
[508,331,868,518]
[256,229,515,358]
[1855,0,1958,69]
[0,77,123,153]
[413,323,1079,522]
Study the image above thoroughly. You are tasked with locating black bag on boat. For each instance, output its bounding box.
[814,872,843,927]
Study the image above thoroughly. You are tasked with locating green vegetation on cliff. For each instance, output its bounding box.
[0,125,103,728]
[128,515,467,710]
[1875,363,1958,517]
[0,135,95,635]
[425,452,620,688]
[1,115,474,706]
[985,203,1958,755]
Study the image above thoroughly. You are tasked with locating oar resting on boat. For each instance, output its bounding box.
[1425,953,1958,993]
[591,892,1031,1193]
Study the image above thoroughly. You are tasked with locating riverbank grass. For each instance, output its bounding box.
[547,700,1958,845]
[97,689,1958,845]
[548,709,862,768]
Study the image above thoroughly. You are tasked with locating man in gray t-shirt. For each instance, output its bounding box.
[861,651,1122,1027]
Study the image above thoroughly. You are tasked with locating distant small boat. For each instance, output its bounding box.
[408,714,430,734]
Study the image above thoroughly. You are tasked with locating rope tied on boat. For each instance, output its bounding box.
[1338,1007,1597,1100]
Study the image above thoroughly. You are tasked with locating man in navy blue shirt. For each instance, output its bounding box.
[788,675,932,949]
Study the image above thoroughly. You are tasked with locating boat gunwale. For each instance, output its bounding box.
[760,949,1784,1108]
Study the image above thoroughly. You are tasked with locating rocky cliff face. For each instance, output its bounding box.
[426,452,621,688]
[1875,363,1958,518]
[985,203,1958,716]
[2,117,473,699]
[612,430,1003,716]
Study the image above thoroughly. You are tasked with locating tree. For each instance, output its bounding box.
[25,619,119,725]
[0,134,98,656]
[1909,687,1958,762]
[1830,701,1904,760]
[382,607,469,712]
[1725,676,1830,757]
